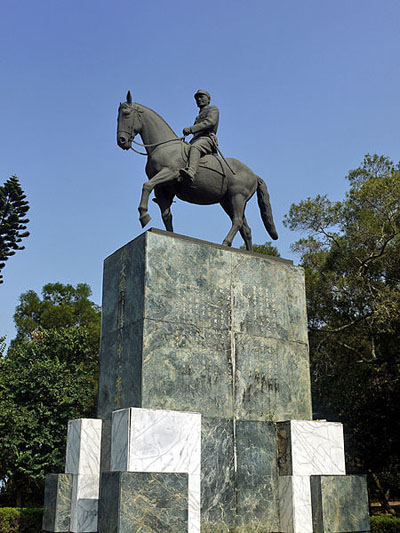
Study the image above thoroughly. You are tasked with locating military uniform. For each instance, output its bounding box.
[180,90,220,181]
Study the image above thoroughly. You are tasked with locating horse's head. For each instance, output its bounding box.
[117,91,142,150]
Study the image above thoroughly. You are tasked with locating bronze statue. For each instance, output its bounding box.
[180,90,219,182]
[117,91,278,251]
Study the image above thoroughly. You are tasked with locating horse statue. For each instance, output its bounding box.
[116,91,278,251]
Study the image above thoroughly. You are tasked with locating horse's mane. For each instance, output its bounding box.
[135,103,178,138]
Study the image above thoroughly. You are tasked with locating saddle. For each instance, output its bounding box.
[181,142,227,177]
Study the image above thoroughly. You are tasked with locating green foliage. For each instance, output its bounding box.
[0,176,30,284]
[284,154,400,510]
[371,516,400,533]
[0,283,100,507]
[13,282,100,349]
[240,241,280,257]
[0,508,42,533]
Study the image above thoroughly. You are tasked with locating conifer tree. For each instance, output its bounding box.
[0,176,30,283]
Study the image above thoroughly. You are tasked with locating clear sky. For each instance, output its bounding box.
[1,0,399,344]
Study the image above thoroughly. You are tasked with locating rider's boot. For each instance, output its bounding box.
[179,147,201,182]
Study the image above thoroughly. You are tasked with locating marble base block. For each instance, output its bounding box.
[200,416,235,528]
[111,407,201,475]
[311,475,370,532]
[236,420,280,531]
[98,471,188,532]
[42,473,73,532]
[70,474,100,533]
[279,476,313,533]
[65,418,102,475]
[277,420,346,476]
[111,407,201,532]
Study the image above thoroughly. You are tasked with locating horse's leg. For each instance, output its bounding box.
[138,168,178,227]
[154,189,174,232]
[220,199,253,251]
[221,194,246,248]
[240,215,253,251]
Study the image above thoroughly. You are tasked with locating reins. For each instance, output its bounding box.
[129,136,185,156]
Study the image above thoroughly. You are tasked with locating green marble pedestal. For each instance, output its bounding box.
[98,472,188,532]
[311,475,370,533]
[97,229,312,531]
[42,474,73,532]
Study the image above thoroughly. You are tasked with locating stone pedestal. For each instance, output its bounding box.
[97,229,312,531]
[97,229,312,424]
[109,407,201,532]
[40,228,370,532]
[42,419,102,533]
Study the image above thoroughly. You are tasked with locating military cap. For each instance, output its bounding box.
[194,89,211,100]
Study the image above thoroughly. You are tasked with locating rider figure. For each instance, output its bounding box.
[180,89,219,182]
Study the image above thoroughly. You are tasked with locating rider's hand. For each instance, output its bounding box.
[182,127,192,136]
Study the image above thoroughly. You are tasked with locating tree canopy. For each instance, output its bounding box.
[0,176,30,284]
[12,282,101,350]
[0,283,100,507]
[284,154,400,511]
[240,241,281,257]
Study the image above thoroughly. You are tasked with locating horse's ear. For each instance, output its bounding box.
[126,91,132,104]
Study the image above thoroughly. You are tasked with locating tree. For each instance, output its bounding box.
[284,154,400,513]
[12,282,101,350]
[240,241,281,257]
[0,328,99,507]
[0,283,101,507]
[0,176,30,284]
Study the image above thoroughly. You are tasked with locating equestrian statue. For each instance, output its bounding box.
[116,90,278,251]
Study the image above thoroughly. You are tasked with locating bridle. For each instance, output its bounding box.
[119,103,185,156]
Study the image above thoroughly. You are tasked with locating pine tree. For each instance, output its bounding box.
[0,176,30,283]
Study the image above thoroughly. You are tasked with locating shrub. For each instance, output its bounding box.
[0,508,42,533]
[371,516,400,533]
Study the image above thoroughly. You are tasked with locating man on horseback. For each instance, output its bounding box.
[180,89,219,182]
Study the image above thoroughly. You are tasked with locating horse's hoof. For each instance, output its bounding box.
[222,240,232,247]
[139,213,151,228]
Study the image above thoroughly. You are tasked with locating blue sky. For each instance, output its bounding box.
[1,0,399,344]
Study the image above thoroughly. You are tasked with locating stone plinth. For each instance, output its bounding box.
[97,229,311,530]
[42,474,73,532]
[97,229,311,422]
[98,472,188,533]
[111,407,201,532]
[311,475,370,533]
[65,419,102,475]
[277,420,346,476]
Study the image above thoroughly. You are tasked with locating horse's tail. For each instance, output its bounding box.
[256,177,278,240]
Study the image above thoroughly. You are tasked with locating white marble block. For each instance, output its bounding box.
[111,407,201,533]
[279,476,313,533]
[65,419,102,475]
[278,420,346,476]
[70,474,99,533]
[111,407,201,474]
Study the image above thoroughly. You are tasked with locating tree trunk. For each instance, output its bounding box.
[370,471,395,516]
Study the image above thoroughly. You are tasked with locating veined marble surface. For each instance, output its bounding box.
[111,407,201,475]
[97,230,312,423]
[42,473,73,532]
[70,474,99,533]
[279,475,313,533]
[277,420,345,476]
[98,471,188,533]
[65,419,102,475]
[311,475,370,532]
[111,407,201,533]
